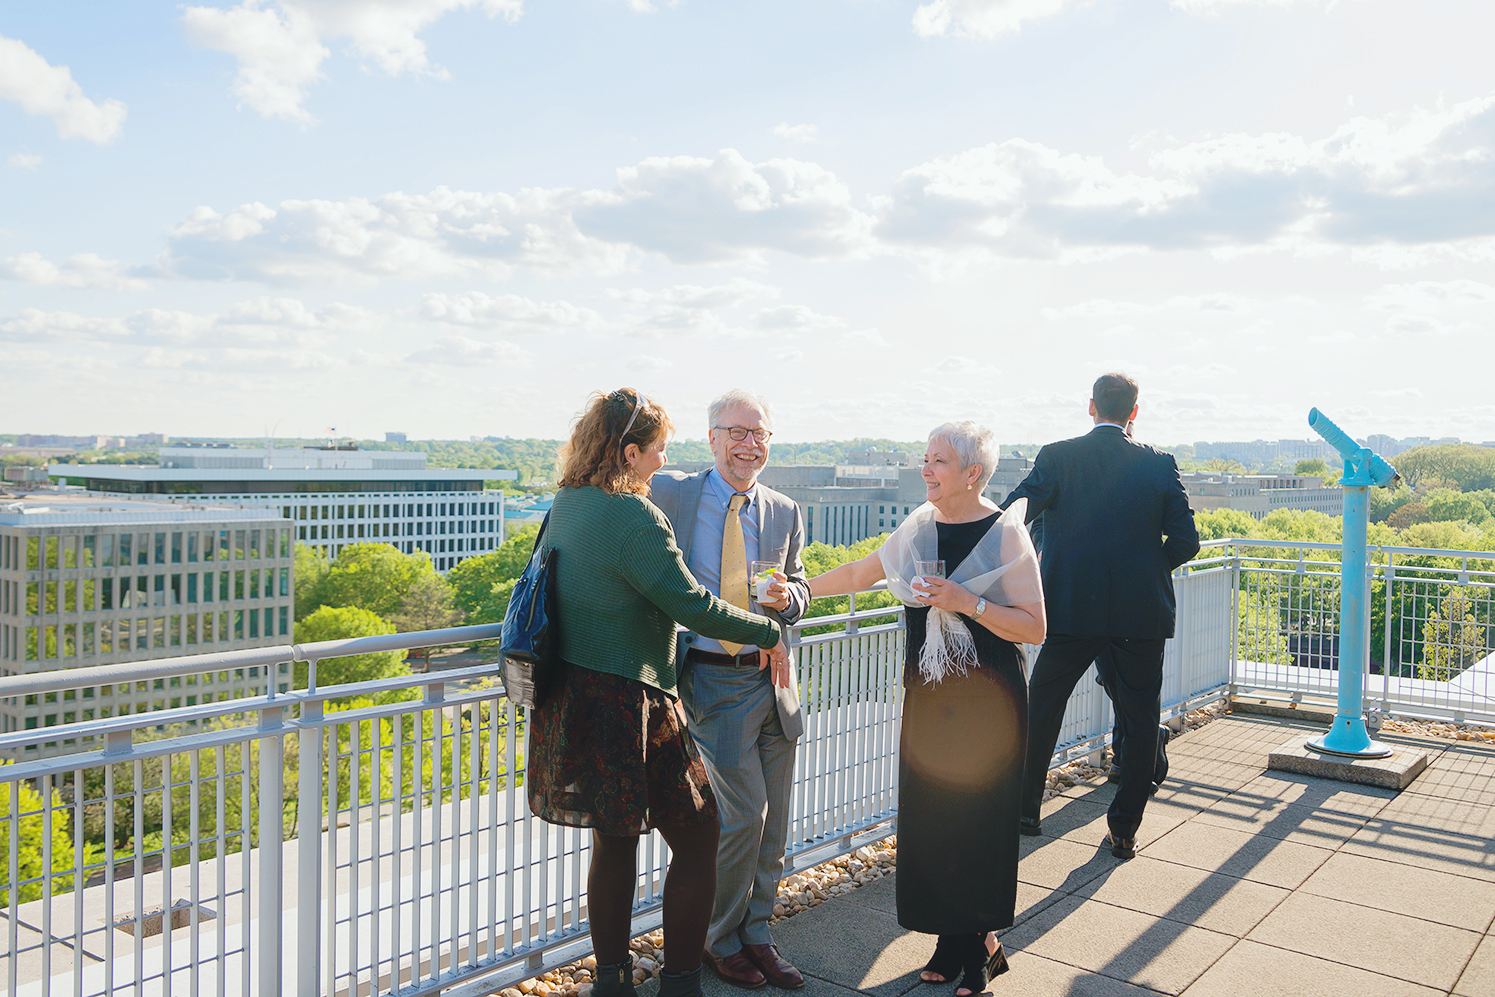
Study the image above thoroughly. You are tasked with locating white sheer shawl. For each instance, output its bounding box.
[877,499,1043,684]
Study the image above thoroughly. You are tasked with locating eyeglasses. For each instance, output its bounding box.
[714,426,772,444]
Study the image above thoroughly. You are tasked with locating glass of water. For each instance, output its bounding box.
[751,560,779,602]
[914,560,945,593]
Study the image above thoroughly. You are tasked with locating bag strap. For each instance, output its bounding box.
[529,509,553,554]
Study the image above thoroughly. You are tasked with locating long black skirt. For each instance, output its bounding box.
[895,642,1027,934]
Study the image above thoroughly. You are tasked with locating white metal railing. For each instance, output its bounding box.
[0,576,1241,997]
[1217,537,1495,725]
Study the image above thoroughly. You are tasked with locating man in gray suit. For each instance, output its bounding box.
[649,389,811,990]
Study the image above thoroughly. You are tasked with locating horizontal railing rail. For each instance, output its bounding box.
[0,623,504,699]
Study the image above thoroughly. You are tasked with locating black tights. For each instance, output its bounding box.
[588,820,720,974]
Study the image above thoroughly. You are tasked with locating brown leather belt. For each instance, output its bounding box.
[686,648,759,667]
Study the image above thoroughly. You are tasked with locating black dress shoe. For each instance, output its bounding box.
[1019,817,1042,836]
[1153,724,1172,792]
[1103,832,1136,859]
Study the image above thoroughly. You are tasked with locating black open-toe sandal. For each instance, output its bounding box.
[953,934,1009,996]
[919,935,962,984]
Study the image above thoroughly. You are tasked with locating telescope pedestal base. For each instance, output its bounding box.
[1306,734,1394,760]
[1268,735,1427,791]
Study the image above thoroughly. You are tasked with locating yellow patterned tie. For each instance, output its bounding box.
[719,493,750,655]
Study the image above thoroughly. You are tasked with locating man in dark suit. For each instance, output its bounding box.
[1001,373,1199,858]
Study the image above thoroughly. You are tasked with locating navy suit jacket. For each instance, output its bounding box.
[1001,426,1199,640]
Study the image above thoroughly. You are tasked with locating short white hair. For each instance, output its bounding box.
[707,389,774,433]
[928,421,998,488]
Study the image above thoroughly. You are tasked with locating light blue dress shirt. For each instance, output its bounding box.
[687,468,762,655]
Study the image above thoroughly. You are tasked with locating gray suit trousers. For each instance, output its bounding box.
[679,660,797,958]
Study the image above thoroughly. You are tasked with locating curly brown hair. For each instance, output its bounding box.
[557,388,674,495]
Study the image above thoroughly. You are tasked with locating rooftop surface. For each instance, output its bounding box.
[669,713,1495,997]
[0,490,283,525]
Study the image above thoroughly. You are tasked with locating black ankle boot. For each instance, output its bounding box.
[657,964,704,997]
[592,956,638,997]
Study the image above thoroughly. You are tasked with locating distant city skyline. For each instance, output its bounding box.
[6,428,1490,456]
[3,3,1493,444]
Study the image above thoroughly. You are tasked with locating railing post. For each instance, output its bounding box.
[297,689,323,997]
[259,705,286,997]
[1229,543,1241,696]
[1381,557,1395,715]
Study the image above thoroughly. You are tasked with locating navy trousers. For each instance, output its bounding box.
[1021,635,1166,839]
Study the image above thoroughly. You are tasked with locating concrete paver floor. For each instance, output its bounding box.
[690,714,1495,997]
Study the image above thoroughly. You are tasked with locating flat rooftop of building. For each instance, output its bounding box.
[0,490,283,526]
[48,463,513,483]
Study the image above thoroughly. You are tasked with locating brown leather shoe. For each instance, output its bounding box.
[704,951,766,989]
[742,944,805,990]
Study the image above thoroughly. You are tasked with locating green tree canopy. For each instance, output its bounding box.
[390,573,463,664]
[1423,488,1492,525]
[301,543,437,620]
[1396,444,1495,491]
[294,543,331,619]
[1294,458,1328,476]
[445,524,540,620]
[294,605,409,690]
[1256,509,1341,543]
[0,772,100,904]
[1194,508,1259,542]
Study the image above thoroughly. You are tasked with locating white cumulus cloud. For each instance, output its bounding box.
[8,153,42,170]
[911,0,1077,39]
[608,279,778,310]
[182,0,523,123]
[165,186,622,284]
[164,151,872,284]
[0,298,377,350]
[773,122,819,143]
[421,291,604,330]
[1172,0,1341,10]
[405,333,530,365]
[0,252,151,292]
[577,149,874,263]
[880,93,1495,262]
[0,34,127,143]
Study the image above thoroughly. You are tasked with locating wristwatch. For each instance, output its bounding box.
[972,596,987,619]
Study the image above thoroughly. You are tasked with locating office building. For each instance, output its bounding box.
[0,494,293,749]
[655,456,1038,548]
[1182,473,1343,518]
[50,445,516,571]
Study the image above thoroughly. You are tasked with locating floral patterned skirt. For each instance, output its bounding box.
[527,662,718,836]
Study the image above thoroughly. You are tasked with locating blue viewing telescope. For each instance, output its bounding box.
[1308,408,1400,487]
[1306,408,1399,758]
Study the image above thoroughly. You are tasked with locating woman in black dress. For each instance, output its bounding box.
[808,422,1045,996]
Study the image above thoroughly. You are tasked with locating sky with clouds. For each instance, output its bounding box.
[3,0,1493,447]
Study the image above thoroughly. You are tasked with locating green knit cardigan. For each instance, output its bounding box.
[542,485,782,695]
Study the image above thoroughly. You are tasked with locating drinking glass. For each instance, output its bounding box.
[751,560,779,602]
[914,560,946,581]
[914,560,945,596]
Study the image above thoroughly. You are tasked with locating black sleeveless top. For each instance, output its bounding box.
[902,512,1021,683]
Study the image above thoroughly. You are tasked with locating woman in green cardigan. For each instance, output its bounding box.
[527,388,790,997]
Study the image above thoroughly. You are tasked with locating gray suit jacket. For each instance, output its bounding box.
[648,469,811,741]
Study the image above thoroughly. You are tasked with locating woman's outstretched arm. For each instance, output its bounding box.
[807,550,887,598]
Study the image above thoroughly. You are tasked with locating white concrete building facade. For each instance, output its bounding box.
[50,446,516,572]
[0,495,293,749]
